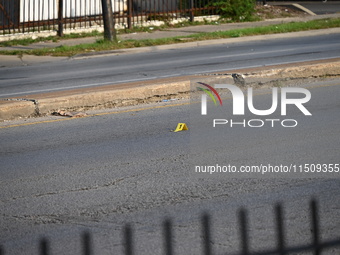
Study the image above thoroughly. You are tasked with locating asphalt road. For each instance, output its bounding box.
[282,1,340,15]
[274,0,340,15]
[0,79,339,254]
[1,31,340,98]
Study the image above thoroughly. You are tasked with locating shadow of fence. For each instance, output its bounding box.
[0,199,339,255]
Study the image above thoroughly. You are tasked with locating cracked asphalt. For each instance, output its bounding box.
[0,78,339,254]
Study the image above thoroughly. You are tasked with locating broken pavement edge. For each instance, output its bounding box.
[1,59,340,121]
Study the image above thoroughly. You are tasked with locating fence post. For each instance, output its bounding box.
[189,0,194,22]
[127,0,132,29]
[124,224,133,255]
[275,204,286,255]
[311,200,321,255]
[239,209,249,255]
[82,231,92,255]
[57,0,64,37]
[101,0,116,41]
[40,238,49,255]
[164,219,173,255]
[202,214,212,255]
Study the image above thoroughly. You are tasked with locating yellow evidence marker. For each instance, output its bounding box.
[173,123,189,132]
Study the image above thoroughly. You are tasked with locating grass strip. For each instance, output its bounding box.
[0,18,339,57]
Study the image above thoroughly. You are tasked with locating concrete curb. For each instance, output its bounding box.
[37,81,191,114]
[0,81,191,121]
[0,100,37,120]
[292,4,317,16]
[1,59,340,121]
[274,3,317,16]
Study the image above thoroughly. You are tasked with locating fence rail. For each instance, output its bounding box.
[1,199,339,254]
[0,0,219,36]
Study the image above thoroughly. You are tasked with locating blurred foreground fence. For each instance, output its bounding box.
[0,199,339,254]
[0,0,219,36]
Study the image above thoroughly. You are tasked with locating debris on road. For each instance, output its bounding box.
[53,110,87,118]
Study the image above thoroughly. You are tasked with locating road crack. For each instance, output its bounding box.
[0,178,126,203]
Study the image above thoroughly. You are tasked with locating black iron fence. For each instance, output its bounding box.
[1,199,339,254]
[0,0,219,36]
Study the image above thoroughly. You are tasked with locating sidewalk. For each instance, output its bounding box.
[1,12,340,68]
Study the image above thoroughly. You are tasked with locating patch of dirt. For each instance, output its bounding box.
[255,4,309,19]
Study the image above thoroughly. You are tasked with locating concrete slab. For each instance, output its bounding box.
[0,100,36,120]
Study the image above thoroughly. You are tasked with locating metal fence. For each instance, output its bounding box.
[0,0,218,36]
[1,199,339,254]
